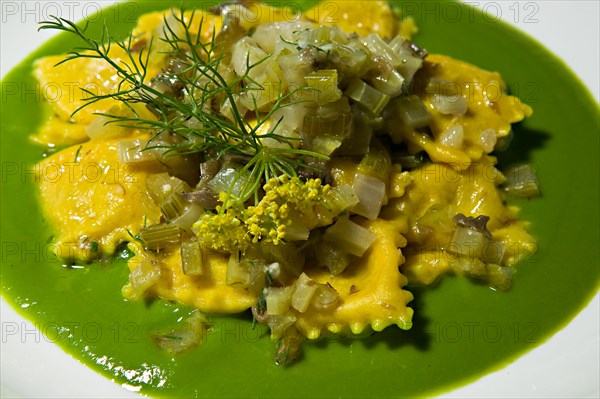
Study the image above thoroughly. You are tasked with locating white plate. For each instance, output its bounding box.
[1,1,598,398]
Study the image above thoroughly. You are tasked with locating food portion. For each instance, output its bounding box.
[34,0,537,362]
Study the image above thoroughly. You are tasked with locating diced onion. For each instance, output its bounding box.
[432,94,468,116]
[479,128,497,153]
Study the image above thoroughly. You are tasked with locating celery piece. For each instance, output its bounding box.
[448,225,489,260]
[482,241,507,265]
[181,236,203,276]
[344,78,390,116]
[351,173,387,220]
[118,139,159,165]
[161,191,189,221]
[451,256,487,278]
[323,184,359,215]
[267,312,297,339]
[362,33,403,68]
[227,252,250,287]
[303,111,353,139]
[266,286,295,316]
[327,43,368,78]
[323,217,376,257]
[138,224,182,252]
[151,310,209,356]
[485,264,513,291]
[503,164,540,199]
[357,141,392,182]
[394,95,432,129]
[239,60,286,111]
[291,273,318,313]
[128,256,162,299]
[146,173,191,206]
[390,36,426,83]
[370,60,405,97]
[305,69,342,105]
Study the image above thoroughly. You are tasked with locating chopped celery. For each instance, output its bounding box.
[181,236,203,276]
[485,264,514,291]
[321,184,359,215]
[448,225,489,260]
[305,69,342,105]
[451,256,486,278]
[362,34,403,68]
[370,59,405,97]
[351,173,387,220]
[482,240,507,265]
[118,139,158,165]
[151,310,209,356]
[128,255,162,299]
[138,224,182,252]
[327,43,368,78]
[266,286,294,315]
[357,141,392,182]
[303,111,353,139]
[394,95,432,128]
[146,173,191,206]
[323,217,376,257]
[267,312,296,339]
[336,105,373,156]
[389,37,426,83]
[345,78,390,116]
[291,273,318,313]
[227,252,250,287]
[161,191,189,221]
[503,164,540,199]
[231,36,269,78]
[170,202,204,234]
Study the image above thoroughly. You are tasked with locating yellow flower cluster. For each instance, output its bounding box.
[193,175,331,253]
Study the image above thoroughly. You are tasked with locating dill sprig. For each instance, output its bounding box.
[38,9,328,204]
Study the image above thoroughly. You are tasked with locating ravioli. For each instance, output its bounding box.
[36,138,162,261]
[33,0,536,354]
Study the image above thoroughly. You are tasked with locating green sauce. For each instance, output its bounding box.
[1,1,598,397]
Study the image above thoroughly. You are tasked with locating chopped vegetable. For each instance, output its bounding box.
[503,164,540,198]
[151,310,210,356]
